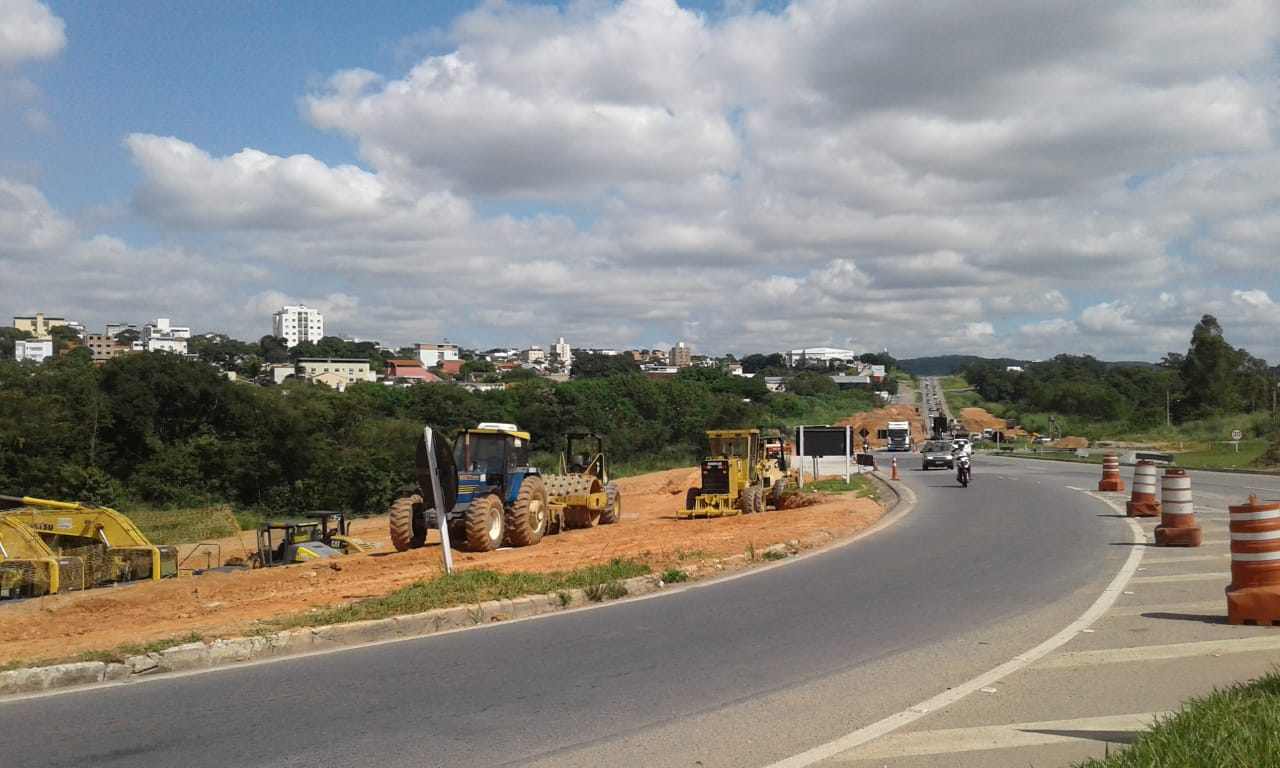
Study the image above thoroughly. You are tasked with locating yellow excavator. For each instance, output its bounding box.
[0,496,177,588]
[0,516,86,598]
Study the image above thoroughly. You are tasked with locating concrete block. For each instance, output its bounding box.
[125,653,160,675]
[206,638,257,665]
[311,618,395,647]
[477,600,503,622]
[391,612,440,638]
[509,596,538,619]
[0,662,110,693]
[434,606,472,630]
[157,642,211,672]
[103,663,131,682]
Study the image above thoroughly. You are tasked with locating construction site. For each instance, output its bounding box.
[0,424,886,668]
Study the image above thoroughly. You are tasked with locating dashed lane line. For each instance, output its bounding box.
[826,712,1169,762]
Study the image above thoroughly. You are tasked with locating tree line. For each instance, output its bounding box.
[0,353,874,515]
[961,315,1278,429]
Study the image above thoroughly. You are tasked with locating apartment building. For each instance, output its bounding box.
[273,305,325,348]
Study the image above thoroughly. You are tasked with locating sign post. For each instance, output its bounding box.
[423,426,453,574]
[844,425,851,483]
[1231,429,1243,454]
[798,426,805,488]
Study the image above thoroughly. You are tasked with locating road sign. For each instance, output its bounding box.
[1231,429,1244,441]
[796,426,849,457]
[858,427,870,438]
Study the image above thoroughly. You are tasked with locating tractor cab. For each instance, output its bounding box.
[253,510,371,568]
[453,423,535,505]
[561,431,608,482]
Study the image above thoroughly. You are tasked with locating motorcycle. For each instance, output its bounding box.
[956,455,971,487]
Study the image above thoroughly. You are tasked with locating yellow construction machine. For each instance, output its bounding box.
[251,511,375,567]
[681,429,768,518]
[758,429,797,507]
[544,432,623,529]
[0,496,177,587]
[0,516,86,599]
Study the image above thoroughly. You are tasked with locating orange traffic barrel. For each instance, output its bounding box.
[1097,452,1125,492]
[1154,468,1200,546]
[1126,460,1161,518]
[1226,495,1280,626]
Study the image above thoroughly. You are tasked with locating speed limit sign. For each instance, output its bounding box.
[1231,429,1244,441]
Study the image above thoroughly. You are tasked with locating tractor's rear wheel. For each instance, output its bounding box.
[739,487,755,515]
[506,476,549,547]
[464,495,505,552]
[388,495,427,552]
[769,478,790,508]
[685,487,701,511]
[600,482,622,524]
[753,485,767,514]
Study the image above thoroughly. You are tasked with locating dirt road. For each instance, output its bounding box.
[0,468,884,666]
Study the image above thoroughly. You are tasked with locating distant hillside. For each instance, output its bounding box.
[898,355,1030,376]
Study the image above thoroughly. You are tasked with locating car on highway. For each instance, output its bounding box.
[921,441,956,470]
[952,438,973,457]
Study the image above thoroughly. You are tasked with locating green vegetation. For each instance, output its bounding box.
[761,549,787,561]
[0,353,876,520]
[660,568,690,583]
[1075,671,1280,767]
[126,505,241,545]
[797,475,878,499]
[0,632,206,672]
[266,559,650,629]
[960,316,1280,466]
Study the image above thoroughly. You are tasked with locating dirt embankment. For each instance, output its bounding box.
[838,405,928,449]
[0,467,885,666]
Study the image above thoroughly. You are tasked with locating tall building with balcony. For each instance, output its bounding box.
[273,305,325,348]
[552,337,572,369]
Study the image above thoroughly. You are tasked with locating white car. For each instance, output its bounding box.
[952,438,973,457]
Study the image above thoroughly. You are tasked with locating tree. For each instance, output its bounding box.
[0,328,32,359]
[740,352,785,374]
[1181,315,1243,416]
[49,324,82,355]
[114,328,140,346]
[571,352,641,379]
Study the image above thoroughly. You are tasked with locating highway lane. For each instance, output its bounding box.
[2,459,1139,768]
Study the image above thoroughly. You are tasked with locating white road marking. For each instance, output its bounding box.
[1039,636,1280,669]
[829,712,1169,761]
[1139,553,1229,566]
[1130,572,1229,584]
[1107,599,1223,617]
[760,496,1146,768]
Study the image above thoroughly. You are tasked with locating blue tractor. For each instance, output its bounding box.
[389,423,553,552]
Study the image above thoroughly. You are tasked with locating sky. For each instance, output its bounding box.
[1,0,1278,360]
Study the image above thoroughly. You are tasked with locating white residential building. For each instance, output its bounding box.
[787,347,857,367]
[273,305,325,348]
[415,342,460,369]
[135,318,191,354]
[552,336,572,369]
[670,342,692,368]
[14,339,53,363]
[521,345,546,365]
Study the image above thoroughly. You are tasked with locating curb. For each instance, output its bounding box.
[0,479,910,700]
[0,573,665,697]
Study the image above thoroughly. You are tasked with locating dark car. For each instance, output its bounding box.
[921,441,955,470]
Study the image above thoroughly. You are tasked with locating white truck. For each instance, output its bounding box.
[886,420,912,451]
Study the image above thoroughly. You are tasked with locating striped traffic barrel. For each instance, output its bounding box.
[1226,495,1280,626]
[1125,460,1161,518]
[1097,452,1125,492]
[1154,468,1199,546]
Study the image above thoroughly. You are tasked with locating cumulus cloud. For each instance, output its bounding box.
[0,0,65,67]
[34,0,1280,360]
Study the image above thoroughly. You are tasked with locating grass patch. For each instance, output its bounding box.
[126,505,240,545]
[1075,670,1280,767]
[761,549,787,561]
[661,568,689,583]
[264,558,650,630]
[800,475,878,499]
[0,632,206,672]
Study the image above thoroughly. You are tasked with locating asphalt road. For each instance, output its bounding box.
[2,458,1147,768]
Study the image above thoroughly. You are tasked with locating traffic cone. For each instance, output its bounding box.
[1226,495,1280,626]
[1154,468,1200,546]
[1126,460,1161,517]
[1097,452,1125,492]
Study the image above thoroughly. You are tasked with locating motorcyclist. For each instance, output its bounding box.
[953,446,971,486]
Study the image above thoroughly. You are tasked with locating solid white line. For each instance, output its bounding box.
[1130,572,1229,584]
[1140,553,1228,566]
[835,711,1169,761]
[1038,636,1280,669]
[760,491,1145,768]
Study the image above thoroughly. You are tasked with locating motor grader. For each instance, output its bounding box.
[681,429,768,518]
[545,431,622,527]
[0,495,176,588]
[758,429,797,507]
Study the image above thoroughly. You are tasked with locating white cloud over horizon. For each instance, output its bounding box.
[6,0,1280,362]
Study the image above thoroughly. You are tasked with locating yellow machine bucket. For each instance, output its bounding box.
[0,496,177,586]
